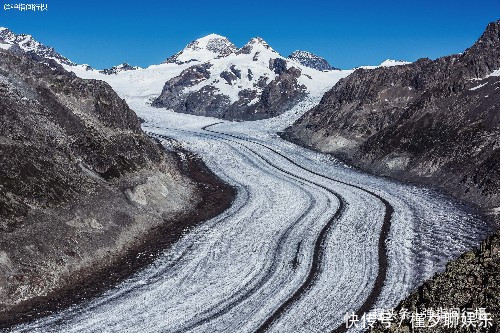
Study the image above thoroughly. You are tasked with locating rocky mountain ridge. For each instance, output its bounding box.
[0,27,75,66]
[285,20,500,210]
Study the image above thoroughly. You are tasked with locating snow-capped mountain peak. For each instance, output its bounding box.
[238,37,276,55]
[287,50,336,71]
[0,27,74,65]
[151,34,350,120]
[0,27,15,39]
[163,33,237,64]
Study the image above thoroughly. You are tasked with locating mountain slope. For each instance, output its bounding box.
[0,48,234,323]
[284,21,500,210]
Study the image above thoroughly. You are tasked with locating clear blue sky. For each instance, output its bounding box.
[1,0,499,69]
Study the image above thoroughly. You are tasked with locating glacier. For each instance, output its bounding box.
[9,79,491,332]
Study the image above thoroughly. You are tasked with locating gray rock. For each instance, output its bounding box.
[269,58,287,75]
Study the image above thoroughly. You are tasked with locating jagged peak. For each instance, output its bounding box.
[238,36,276,55]
[471,20,500,47]
[460,20,500,78]
[185,34,235,50]
[194,33,229,42]
[246,37,272,49]
[0,27,12,34]
[116,62,137,68]
[0,27,26,42]
[287,50,336,71]
[0,27,35,42]
[0,26,75,66]
[164,33,237,64]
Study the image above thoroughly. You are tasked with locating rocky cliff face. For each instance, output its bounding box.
[0,48,221,320]
[285,21,500,210]
[287,50,337,71]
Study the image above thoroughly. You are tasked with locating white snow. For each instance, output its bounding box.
[358,59,411,70]
[488,207,500,215]
[166,33,237,64]
[380,59,411,67]
[470,82,488,90]
[486,69,500,78]
[64,34,352,107]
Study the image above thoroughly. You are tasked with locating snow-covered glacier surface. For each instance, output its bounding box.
[11,75,492,333]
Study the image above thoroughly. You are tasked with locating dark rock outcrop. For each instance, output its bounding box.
[269,58,288,75]
[219,64,242,84]
[287,50,337,71]
[285,21,500,209]
[151,63,234,117]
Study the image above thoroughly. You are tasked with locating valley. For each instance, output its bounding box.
[0,22,498,333]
